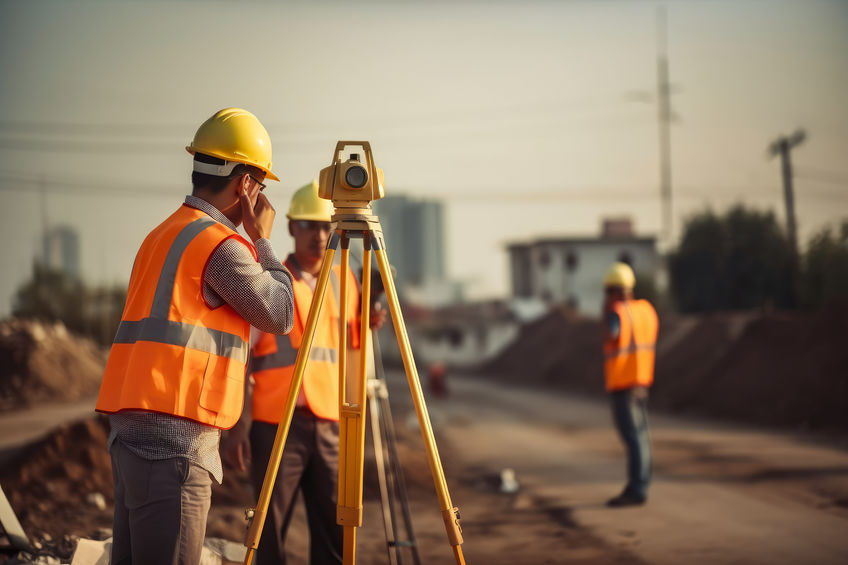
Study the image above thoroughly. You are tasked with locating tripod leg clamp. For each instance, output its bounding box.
[441,506,464,546]
[337,505,363,527]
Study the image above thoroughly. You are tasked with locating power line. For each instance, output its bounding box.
[3,171,840,204]
[0,96,655,155]
[0,173,182,198]
[795,167,848,186]
[0,121,187,137]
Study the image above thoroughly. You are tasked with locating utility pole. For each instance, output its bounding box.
[768,130,805,257]
[39,174,49,267]
[768,129,806,307]
[656,6,673,247]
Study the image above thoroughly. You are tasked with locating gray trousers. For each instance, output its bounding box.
[249,410,343,565]
[110,440,212,565]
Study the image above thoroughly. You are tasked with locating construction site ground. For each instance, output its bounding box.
[2,369,848,564]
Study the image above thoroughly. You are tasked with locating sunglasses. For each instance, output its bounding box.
[249,175,266,192]
[294,220,333,232]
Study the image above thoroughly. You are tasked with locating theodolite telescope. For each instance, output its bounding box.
[318,141,385,208]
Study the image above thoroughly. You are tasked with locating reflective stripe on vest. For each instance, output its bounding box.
[252,333,338,372]
[111,217,248,363]
[605,343,656,360]
[114,318,248,362]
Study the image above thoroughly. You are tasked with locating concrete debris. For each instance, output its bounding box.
[499,468,520,494]
[84,493,106,512]
[69,538,110,565]
[203,537,248,563]
[65,537,244,565]
[30,556,61,565]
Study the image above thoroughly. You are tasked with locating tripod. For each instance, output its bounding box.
[243,207,465,565]
[367,326,423,565]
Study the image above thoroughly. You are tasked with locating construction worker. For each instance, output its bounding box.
[224,180,386,565]
[95,108,295,565]
[602,262,659,507]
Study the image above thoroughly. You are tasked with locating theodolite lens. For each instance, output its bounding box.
[345,165,368,189]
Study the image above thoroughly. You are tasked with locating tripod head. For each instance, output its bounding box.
[318,141,385,210]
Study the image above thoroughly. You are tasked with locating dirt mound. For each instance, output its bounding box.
[485,307,603,392]
[687,306,848,429]
[0,318,106,412]
[483,306,848,432]
[0,416,114,543]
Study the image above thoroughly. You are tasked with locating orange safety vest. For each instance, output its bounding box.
[604,299,659,392]
[96,204,254,429]
[251,258,361,423]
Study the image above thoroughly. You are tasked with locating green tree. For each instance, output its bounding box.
[801,221,848,308]
[669,205,794,312]
[12,263,126,346]
[12,264,86,329]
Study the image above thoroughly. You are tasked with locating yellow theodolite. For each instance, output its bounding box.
[243,141,465,565]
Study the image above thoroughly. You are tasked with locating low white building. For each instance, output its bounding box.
[376,300,519,370]
[507,219,659,318]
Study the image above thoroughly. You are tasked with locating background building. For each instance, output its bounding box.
[507,218,658,317]
[41,225,80,279]
[375,194,460,305]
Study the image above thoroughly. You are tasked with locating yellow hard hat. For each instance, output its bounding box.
[604,262,636,289]
[287,180,334,221]
[186,107,279,181]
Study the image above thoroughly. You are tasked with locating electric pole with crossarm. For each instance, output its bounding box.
[768,128,806,306]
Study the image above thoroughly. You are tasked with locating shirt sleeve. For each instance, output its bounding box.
[203,237,294,335]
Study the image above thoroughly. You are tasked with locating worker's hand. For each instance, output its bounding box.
[223,423,251,473]
[370,302,388,330]
[240,179,275,242]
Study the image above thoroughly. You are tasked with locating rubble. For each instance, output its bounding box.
[0,418,114,544]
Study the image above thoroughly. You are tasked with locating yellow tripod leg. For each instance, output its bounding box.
[243,232,340,565]
[337,239,373,565]
[373,236,466,565]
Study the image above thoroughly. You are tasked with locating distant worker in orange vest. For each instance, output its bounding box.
[602,262,659,507]
[95,108,295,565]
[225,180,386,565]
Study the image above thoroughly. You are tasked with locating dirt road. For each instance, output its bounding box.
[3,375,847,564]
[0,396,96,460]
[389,371,848,565]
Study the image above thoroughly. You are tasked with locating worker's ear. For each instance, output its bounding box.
[239,174,252,195]
[288,220,295,237]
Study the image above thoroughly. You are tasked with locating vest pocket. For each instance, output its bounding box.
[199,353,244,427]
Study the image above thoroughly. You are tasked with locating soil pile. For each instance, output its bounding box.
[0,319,106,412]
[689,306,848,429]
[483,305,848,431]
[483,307,603,392]
[0,416,114,545]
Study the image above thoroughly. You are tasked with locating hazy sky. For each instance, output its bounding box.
[1,0,846,315]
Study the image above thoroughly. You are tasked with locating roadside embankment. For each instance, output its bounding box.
[481,304,848,432]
